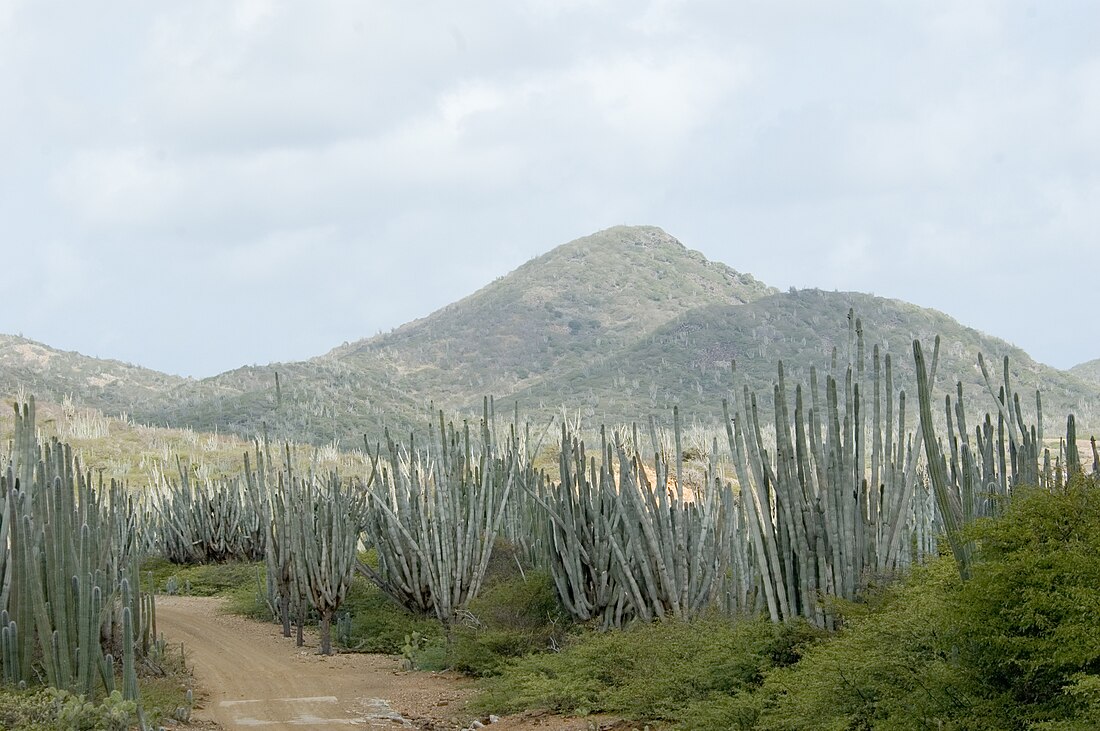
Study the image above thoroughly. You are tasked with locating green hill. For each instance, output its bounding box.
[132,225,776,443]
[1071,358,1100,387]
[328,225,775,405]
[0,334,185,414]
[506,288,1100,434]
[3,226,1097,443]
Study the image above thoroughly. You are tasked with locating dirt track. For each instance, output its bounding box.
[156,596,622,731]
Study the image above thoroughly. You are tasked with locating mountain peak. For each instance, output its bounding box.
[559,224,683,250]
[325,225,775,412]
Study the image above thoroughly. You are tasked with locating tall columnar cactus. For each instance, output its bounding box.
[607,411,730,621]
[535,412,732,628]
[250,445,296,638]
[0,397,155,707]
[0,462,9,613]
[360,411,521,624]
[535,425,621,626]
[289,471,363,655]
[154,458,266,564]
[722,315,937,624]
[914,339,972,580]
[914,340,1051,581]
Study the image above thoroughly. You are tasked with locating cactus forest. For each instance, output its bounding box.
[2,310,1097,728]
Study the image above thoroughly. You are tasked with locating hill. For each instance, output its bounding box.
[2,226,1097,443]
[506,288,1100,433]
[1071,358,1100,387]
[328,225,775,404]
[130,225,776,443]
[0,334,186,415]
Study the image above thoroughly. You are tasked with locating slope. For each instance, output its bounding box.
[1071,358,1100,387]
[0,334,185,415]
[329,225,775,404]
[131,225,775,444]
[507,288,1100,434]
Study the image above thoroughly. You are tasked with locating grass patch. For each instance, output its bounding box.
[141,556,266,598]
[138,641,196,727]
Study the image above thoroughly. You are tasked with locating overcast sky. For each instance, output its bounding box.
[1,1,1097,377]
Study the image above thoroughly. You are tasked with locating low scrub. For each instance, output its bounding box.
[336,576,443,655]
[449,569,572,676]
[475,615,820,721]
[721,473,1100,730]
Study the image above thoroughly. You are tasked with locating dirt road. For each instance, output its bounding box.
[156,596,622,731]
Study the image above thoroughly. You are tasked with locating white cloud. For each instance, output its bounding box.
[208,226,339,284]
[53,147,184,228]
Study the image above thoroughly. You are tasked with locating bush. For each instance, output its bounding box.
[0,688,55,731]
[752,557,981,731]
[476,615,820,723]
[956,473,1100,725]
[337,575,442,655]
[141,556,265,598]
[52,690,137,731]
[449,570,571,676]
[751,473,1100,731]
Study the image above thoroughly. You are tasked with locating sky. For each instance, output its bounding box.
[1,1,1097,378]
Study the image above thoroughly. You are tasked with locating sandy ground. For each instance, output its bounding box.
[156,596,629,731]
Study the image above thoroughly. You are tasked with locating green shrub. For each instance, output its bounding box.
[0,688,55,730]
[337,575,442,655]
[752,556,980,731]
[476,615,819,723]
[450,570,571,677]
[751,473,1100,731]
[141,556,265,598]
[956,473,1100,725]
[51,690,137,731]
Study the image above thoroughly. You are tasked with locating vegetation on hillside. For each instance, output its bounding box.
[0,334,185,416]
[1071,357,1100,387]
[3,228,1097,447]
[512,288,1100,432]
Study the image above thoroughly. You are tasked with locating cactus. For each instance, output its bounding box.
[154,458,266,565]
[289,472,363,655]
[360,408,522,624]
[534,412,732,627]
[914,339,973,580]
[120,580,138,702]
[251,445,296,638]
[720,316,938,624]
[915,340,1056,581]
[0,397,156,709]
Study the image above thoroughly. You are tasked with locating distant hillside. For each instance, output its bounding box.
[0,335,185,414]
[131,226,776,443]
[330,225,775,404]
[4,227,1097,444]
[507,289,1100,433]
[137,357,430,448]
[1071,358,1100,387]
